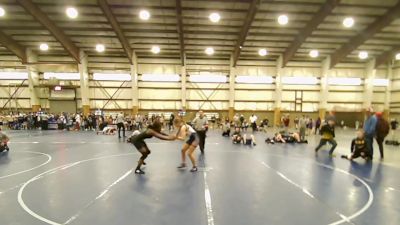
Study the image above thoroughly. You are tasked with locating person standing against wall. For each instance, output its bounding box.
[192,110,208,154]
[375,112,389,159]
[249,114,258,132]
[298,115,307,141]
[315,117,321,134]
[364,107,377,159]
[117,111,126,138]
[294,117,299,129]
[169,113,175,132]
[233,113,239,128]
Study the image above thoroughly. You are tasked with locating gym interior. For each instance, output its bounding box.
[0,0,400,225]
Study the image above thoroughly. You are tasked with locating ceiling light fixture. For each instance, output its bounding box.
[358,51,368,60]
[209,12,221,23]
[278,14,289,25]
[343,17,354,28]
[309,50,319,58]
[96,44,105,53]
[39,43,49,51]
[66,7,78,19]
[151,46,160,54]
[139,10,150,20]
[0,7,5,17]
[396,53,400,60]
[258,48,267,56]
[205,47,214,55]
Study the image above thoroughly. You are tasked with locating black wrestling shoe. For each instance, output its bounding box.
[190,167,198,172]
[135,169,145,174]
[177,163,187,169]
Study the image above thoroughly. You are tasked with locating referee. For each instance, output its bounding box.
[192,111,208,154]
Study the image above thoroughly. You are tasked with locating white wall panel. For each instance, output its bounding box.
[234,102,273,111]
[303,91,320,101]
[281,91,295,101]
[282,85,320,91]
[186,89,229,100]
[187,101,228,110]
[139,81,181,88]
[90,88,131,99]
[328,92,363,102]
[234,90,274,101]
[330,68,365,78]
[139,89,181,100]
[235,84,275,90]
[138,64,180,74]
[376,69,387,78]
[235,66,276,76]
[327,103,363,112]
[372,92,385,103]
[302,103,319,112]
[281,102,295,111]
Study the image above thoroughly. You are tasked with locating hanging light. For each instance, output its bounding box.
[39,43,49,51]
[66,7,78,19]
[0,7,5,17]
[343,17,354,28]
[151,46,160,54]
[139,10,150,20]
[309,50,319,58]
[358,51,368,60]
[205,47,214,55]
[278,15,289,25]
[258,48,267,56]
[209,12,221,23]
[96,44,105,52]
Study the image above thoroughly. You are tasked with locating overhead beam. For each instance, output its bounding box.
[374,46,400,68]
[232,0,260,67]
[16,0,80,63]
[175,0,185,66]
[282,0,340,67]
[98,0,133,64]
[330,1,400,68]
[0,30,27,62]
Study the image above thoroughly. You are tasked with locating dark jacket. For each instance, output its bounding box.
[376,117,389,139]
[320,124,335,140]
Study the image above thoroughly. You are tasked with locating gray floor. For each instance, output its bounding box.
[0,128,399,225]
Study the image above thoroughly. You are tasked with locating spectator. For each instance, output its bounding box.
[375,112,389,159]
[169,113,175,132]
[192,111,208,154]
[222,120,231,137]
[0,128,10,153]
[364,107,377,159]
[249,114,258,132]
[299,115,307,141]
[315,117,321,134]
[116,111,126,138]
[294,117,299,129]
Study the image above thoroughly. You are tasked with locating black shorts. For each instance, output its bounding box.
[283,136,295,143]
[133,140,148,152]
[186,133,199,146]
[244,139,252,145]
[353,149,369,159]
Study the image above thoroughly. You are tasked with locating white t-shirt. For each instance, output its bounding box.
[250,115,257,123]
[116,113,124,123]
